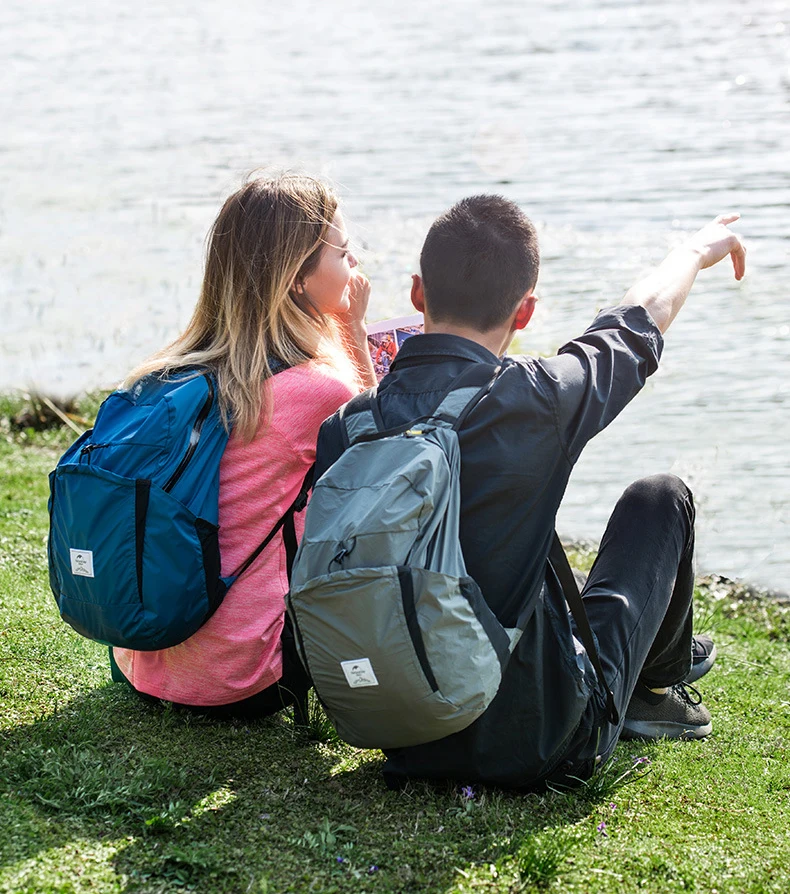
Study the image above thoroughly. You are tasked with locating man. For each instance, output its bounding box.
[314,196,746,790]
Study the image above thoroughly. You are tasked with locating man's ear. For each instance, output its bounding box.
[410,274,426,313]
[513,292,536,331]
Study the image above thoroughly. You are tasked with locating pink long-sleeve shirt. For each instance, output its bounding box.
[113,362,355,705]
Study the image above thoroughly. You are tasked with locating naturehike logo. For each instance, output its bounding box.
[69,549,94,578]
[340,658,379,688]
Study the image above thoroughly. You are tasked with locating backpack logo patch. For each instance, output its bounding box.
[69,549,95,578]
[340,658,379,688]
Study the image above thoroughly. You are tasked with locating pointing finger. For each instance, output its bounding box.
[731,236,746,280]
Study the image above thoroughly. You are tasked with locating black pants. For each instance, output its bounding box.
[110,620,311,722]
[553,473,696,779]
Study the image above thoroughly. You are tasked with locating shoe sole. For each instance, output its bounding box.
[685,642,718,684]
[620,719,712,740]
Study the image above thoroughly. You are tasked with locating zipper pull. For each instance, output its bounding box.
[80,443,107,458]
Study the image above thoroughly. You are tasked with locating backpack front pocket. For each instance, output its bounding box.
[288,565,501,748]
[50,465,214,650]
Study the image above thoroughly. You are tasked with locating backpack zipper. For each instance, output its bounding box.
[163,375,215,493]
[79,443,109,461]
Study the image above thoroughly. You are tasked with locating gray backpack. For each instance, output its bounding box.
[286,364,529,749]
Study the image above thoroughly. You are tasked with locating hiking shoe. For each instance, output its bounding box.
[621,682,712,740]
[685,634,717,684]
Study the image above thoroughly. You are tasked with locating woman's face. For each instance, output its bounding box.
[301,211,358,316]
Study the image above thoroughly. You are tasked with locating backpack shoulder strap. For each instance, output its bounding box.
[429,362,502,429]
[227,463,315,585]
[548,534,620,726]
[215,358,312,583]
[339,387,381,447]
[340,362,503,446]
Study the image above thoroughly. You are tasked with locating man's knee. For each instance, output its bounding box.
[619,474,694,519]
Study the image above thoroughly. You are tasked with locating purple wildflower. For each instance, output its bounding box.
[461,785,475,800]
[367,865,379,874]
[633,756,650,766]
[597,820,608,837]
[609,802,616,813]
[336,856,345,864]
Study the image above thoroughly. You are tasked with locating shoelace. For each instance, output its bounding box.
[671,681,703,705]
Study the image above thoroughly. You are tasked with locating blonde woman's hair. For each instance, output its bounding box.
[125,172,358,441]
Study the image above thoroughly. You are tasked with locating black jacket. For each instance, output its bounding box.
[315,304,663,788]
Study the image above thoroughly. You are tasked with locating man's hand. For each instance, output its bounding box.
[686,213,747,280]
[621,213,746,333]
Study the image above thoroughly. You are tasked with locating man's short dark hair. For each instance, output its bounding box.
[420,195,539,332]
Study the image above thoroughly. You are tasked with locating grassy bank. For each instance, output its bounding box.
[1,393,789,894]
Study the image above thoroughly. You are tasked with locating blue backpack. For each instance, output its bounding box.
[47,369,309,651]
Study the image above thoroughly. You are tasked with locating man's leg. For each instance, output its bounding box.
[573,473,710,761]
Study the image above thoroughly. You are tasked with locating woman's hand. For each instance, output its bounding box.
[340,272,371,336]
[336,271,377,388]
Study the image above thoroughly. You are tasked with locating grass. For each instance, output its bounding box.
[2,392,790,893]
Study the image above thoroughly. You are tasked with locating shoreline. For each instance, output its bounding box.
[3,390,786,602]
[562,541,790,605]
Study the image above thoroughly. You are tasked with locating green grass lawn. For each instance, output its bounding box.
[1,394,789,893]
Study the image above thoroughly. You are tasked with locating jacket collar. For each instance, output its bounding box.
[391,333,500,370]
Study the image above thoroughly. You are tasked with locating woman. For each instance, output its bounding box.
[111,172,376,718]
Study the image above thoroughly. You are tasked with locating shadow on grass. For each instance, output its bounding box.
[0,681,347,890]
[0,680,654,892]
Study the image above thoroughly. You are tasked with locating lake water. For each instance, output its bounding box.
[1,0,788,591]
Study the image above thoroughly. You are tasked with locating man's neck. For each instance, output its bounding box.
[423,319,513,358]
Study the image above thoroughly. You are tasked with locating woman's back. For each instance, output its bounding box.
[113,361,355,705]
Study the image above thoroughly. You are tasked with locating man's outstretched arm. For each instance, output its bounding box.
[620,213,746,334]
